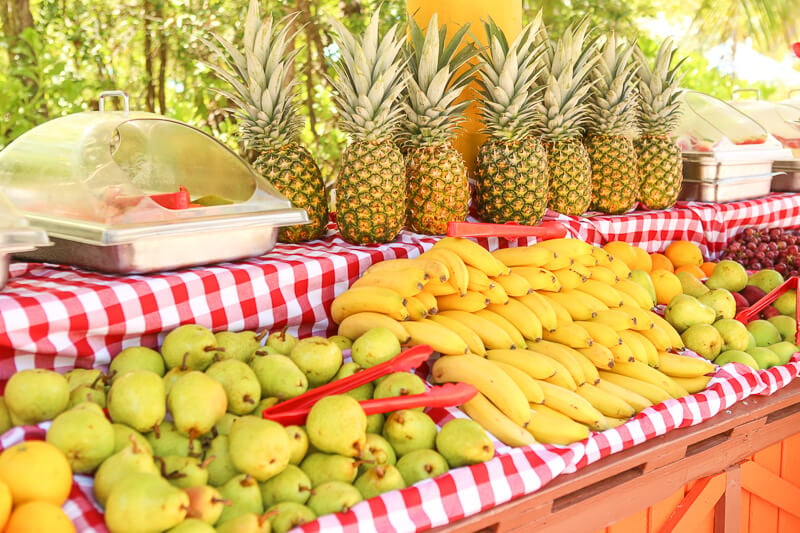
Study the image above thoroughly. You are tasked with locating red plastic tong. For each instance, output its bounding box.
[447,220,568,240]
[734,276,800,344]
[261,344,478,425]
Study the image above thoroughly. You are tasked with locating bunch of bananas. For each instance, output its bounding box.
[331,237,717,447]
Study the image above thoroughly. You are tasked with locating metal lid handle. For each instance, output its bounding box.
[98,91,129,114]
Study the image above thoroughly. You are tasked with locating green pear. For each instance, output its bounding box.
[748,269,784,294]
[205,359,261,415]
[289,336,343,387]
[713,318,752,352]
[774,289,797,316]
[306,394,367,458]
[214,330,265,363]
[111,423,154,455]
[705,259,748,292]
[4,368,70,425]
[265,329,299,355]
[396,448,450,485]
[204,434,239,487]
[258,464,313,507]
[107,370,166,433]
[351,326,402,368]
[168,371,228,439]
[166,518,216,533]
[0,398,12,435]
[768,315,797,343]
[110,346,166,379]
[217,473,263,524]
[381,409,438,457]
[215,413,240,436]
[328,334,354,351]
[147,420,200,458]
[767,341,799,366]
[46,404,115,473]
[663,294,717,333]
[306,480,363,516]
[680,323,723,360]
[747,346,782,369]
[215,513,271,533]
[372,372,427,406]
[161,324,220,370]
[158,454,210,489]
[698,288,737,320]
[628,269,657,307]
[359,433,397,475]
[249,353,308,400]
[228,415,291,482]
[265,502,316,533]
[285,425,309,465]
[366,412,385,434]
[714,349,759,370]
[104,472,189,532]
[64,368,106,390]
[67,383,107,409]
[353,464,406,499]
[675,271,710,297]
[435,418,494,468]
[182,484,228,524]
[93,439,159,508]
[299,452,359,487]
[334,362,374,401]
[746,319,783,347]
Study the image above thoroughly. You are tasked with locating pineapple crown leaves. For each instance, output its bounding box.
[634,38,687,136]
[537,17,602,140]
[474,14,547,141]
[585,33,640,137]
[201,0,305,150]
[398,14,480,148]
[327,8,409,143]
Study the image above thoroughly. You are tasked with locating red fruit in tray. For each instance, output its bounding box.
[760,306,782,320]
[739,284,768,306]
[731,291,750,312]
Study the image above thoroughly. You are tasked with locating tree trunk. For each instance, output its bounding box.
[0,0,34,42]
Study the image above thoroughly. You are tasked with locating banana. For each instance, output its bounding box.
[616,304,657,331]
[484,348,561,380]
[492,246,557,268]
[551,268,588,290]
[404,296,429,321]
[466,265,495,292]
[533,238,594,259]
[436,291,490,313]
[402,318,469,355]
[366,257,449,283]
[649,313,685,349]
[511,267,561,292]
[576,279,624,308]
[412,289,438,316]
[480,283,510,305]
[514,292,559,332]
[432,237,510,277]
[657,351,716,378]
[603,416,629,429]
[597,370,673,405]
[461,392,537,447]
[351,267,427,297]
[330,287,409,323]
[536,379,605,427]
[587,265,619,285]
[590,246,614,266]
[541,322,594,349]
[525,339,587,387]
[541,290,599,321]
[489,360,545,404]
[570,345,601,385]
[575,253,600,267]
[592,308,637,331]
[336,311,411,344]
[487,300,543,342]
[569,261,593,279]
[542,254,575,271]
[670,374,713,394]
[607,360,689,399]
[637,321,675,351]
[527,404,590,445]
[617,290,644,309]
[420,247,469,297]
[431,353,530,426]
[577,344,616,370]
[438,310,516,350]
[573,320,623,348]
[621,330,660,367]
[490,271,533,297]
[605,254,632,280]
[615,279,656,310]
[428,314,487,356]
[609,342,636,364]
[617,329,650,365]
[595,378,653,412]
[421,279,459,296]
[576,382,636,419]
[475,309,526,349]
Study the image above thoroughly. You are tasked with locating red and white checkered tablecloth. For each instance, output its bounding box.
[2,193,800,532]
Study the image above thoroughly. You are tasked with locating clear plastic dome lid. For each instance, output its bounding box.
[729,98,800,149]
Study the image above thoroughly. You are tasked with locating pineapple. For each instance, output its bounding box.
[634,38,686,210]
[399,14,478,235]
[327,10,408,244]
[537,19,599,217]
[473,16,549,225]
[203,1,328,243]
[584,33,639,214]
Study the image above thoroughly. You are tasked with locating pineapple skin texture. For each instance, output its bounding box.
[336,140,406,244]
[405,142,469,235]
[255,143,329,243]
[636,134,682,210]
[585,134,640,214]
[545,138,592,217]
[474,137,549,225]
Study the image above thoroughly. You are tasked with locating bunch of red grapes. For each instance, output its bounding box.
[720,227,800,276]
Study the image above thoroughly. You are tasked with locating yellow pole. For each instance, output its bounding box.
[406,0,523,177]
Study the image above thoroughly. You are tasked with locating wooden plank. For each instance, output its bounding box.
[649,486,686,533]
[778,435,800,533]
[741,460,800,520]
[749,444,782,532]
[608,507,648,533]
[714,464,741,533]
[658,473,725,533]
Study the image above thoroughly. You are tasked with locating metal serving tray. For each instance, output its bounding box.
[771,159,800,192]
[682,154,775,180]
[678,174,773,203]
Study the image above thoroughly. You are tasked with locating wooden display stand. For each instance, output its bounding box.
[434,380,800,533]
